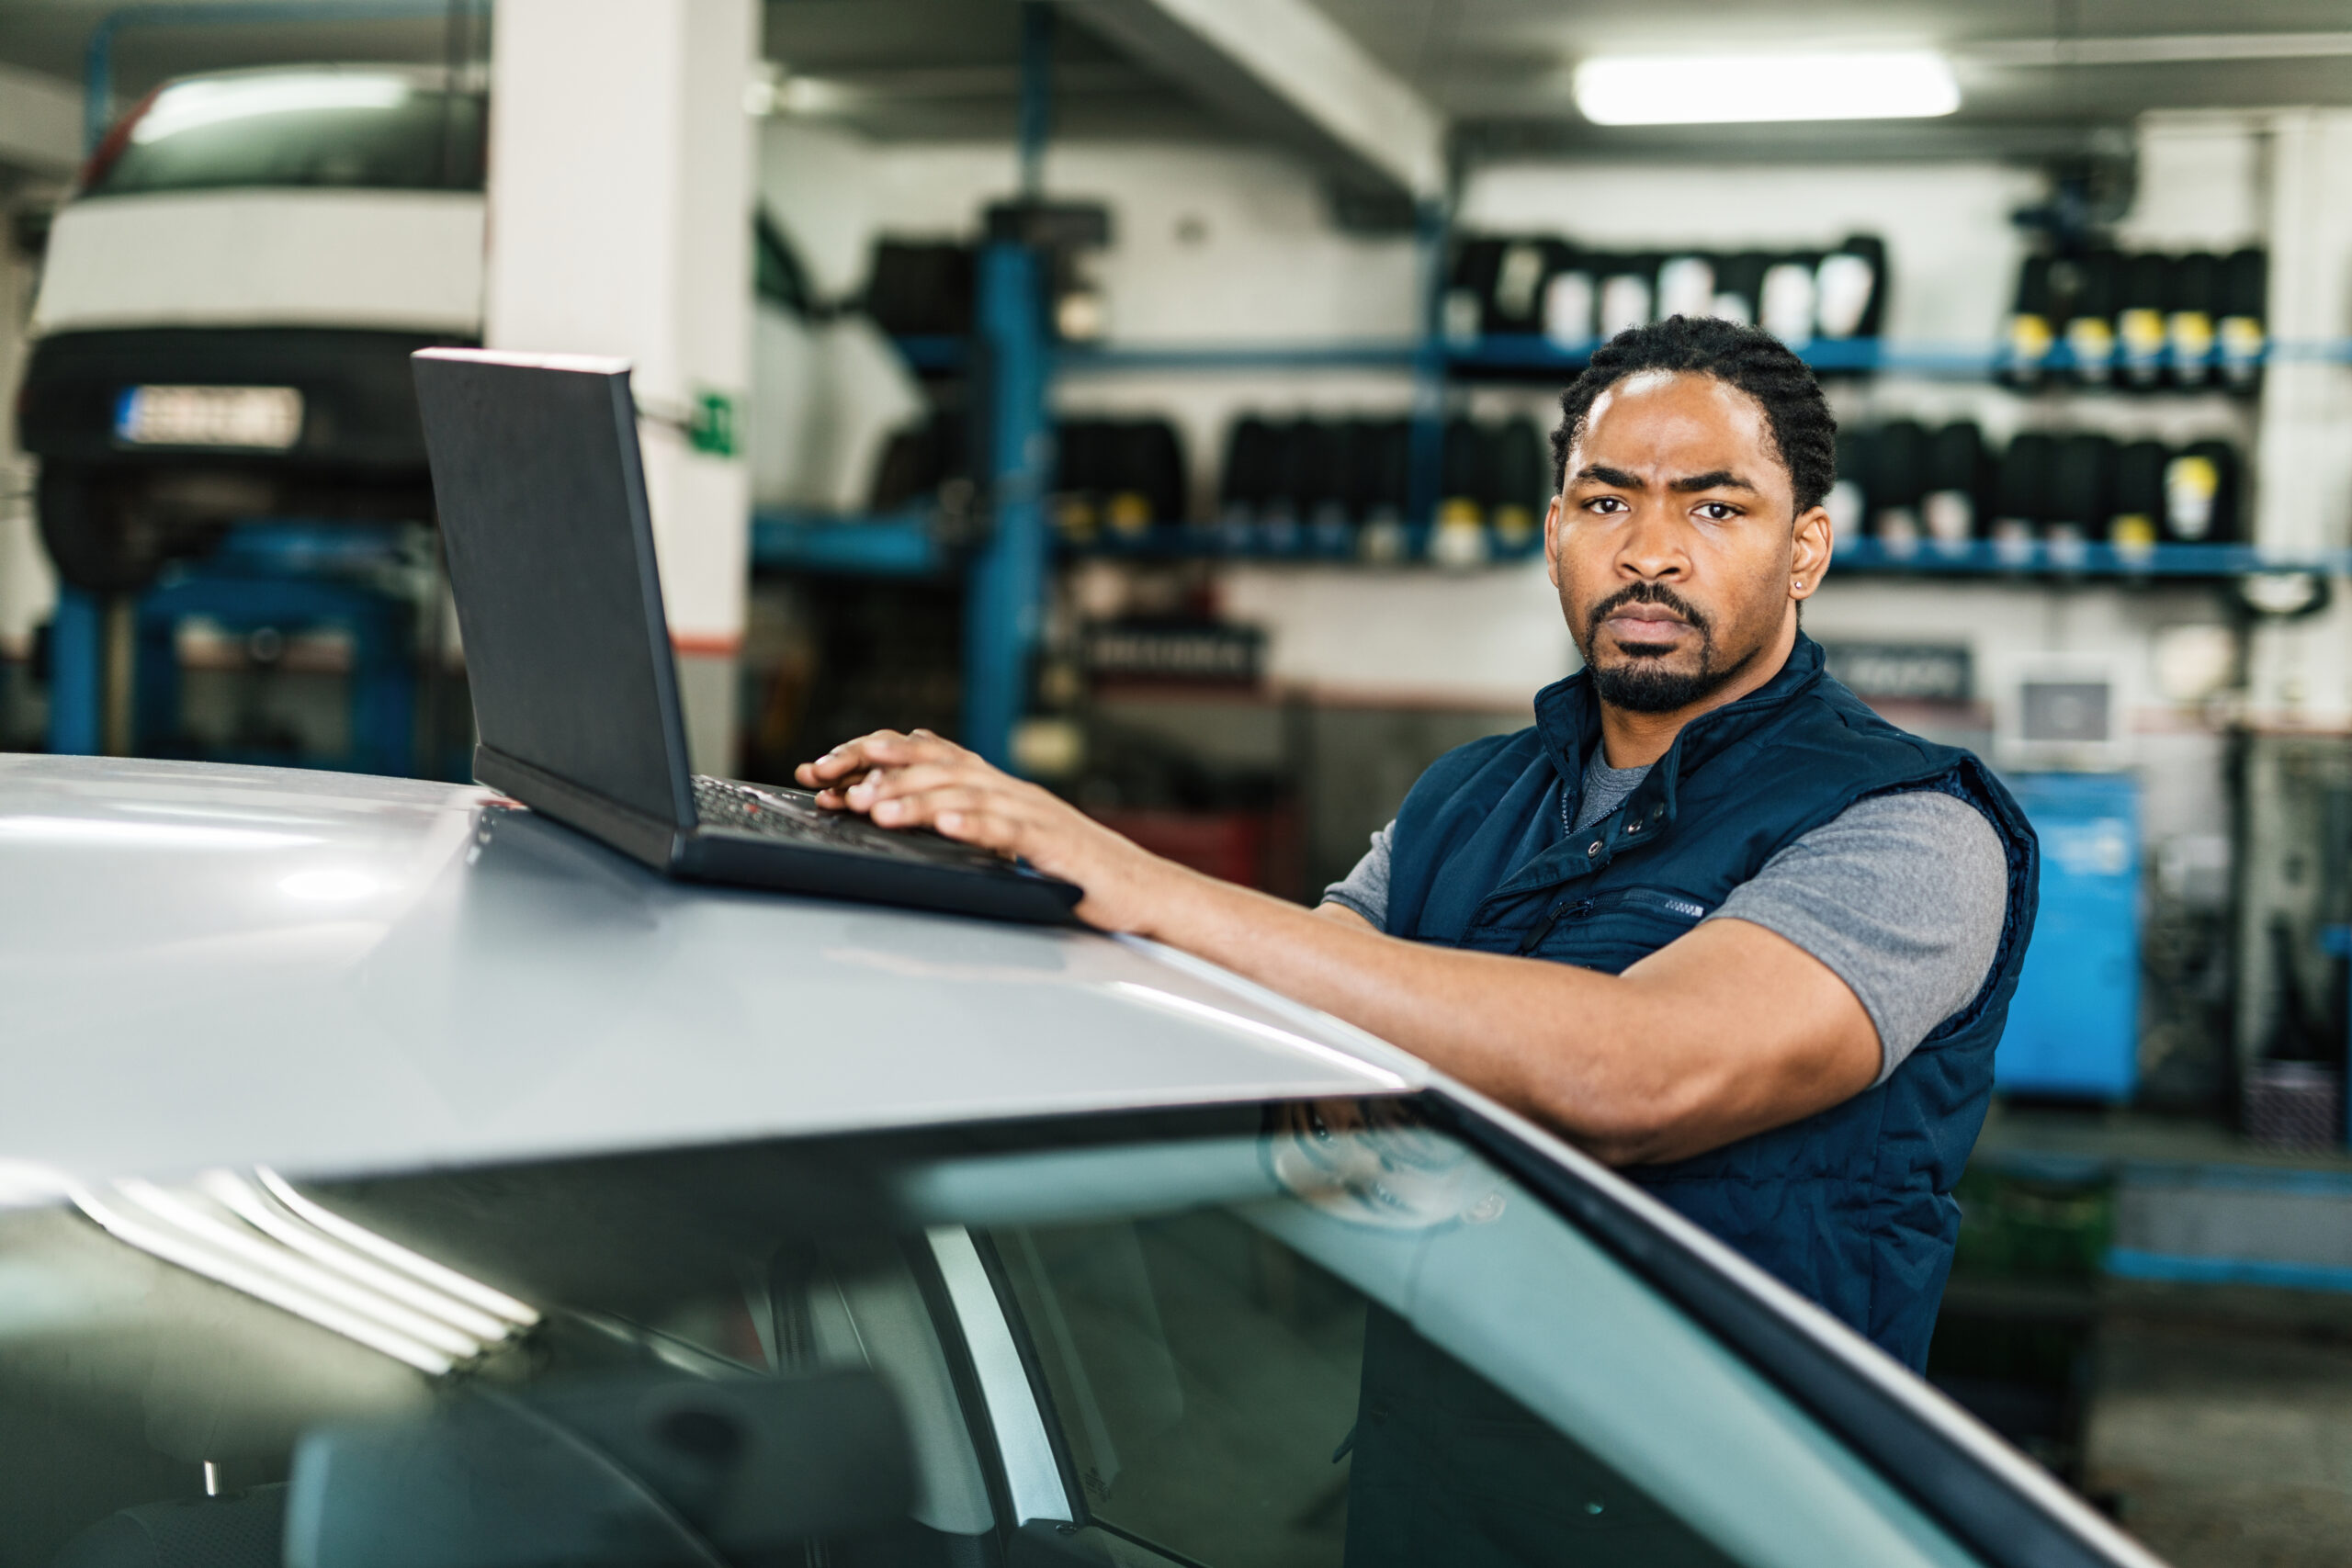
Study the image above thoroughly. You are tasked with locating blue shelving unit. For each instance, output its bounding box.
[1831,538,2347,578]
[751,512,942,577]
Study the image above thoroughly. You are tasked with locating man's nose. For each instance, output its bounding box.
[1614,502,1690,580]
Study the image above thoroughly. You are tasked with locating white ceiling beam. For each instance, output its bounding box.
[1058,0,1445,203]
[0,64,83,180]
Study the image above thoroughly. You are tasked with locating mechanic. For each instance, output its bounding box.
[799,316,2038,1371]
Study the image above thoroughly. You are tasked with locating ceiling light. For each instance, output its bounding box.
[1573,51,1960,126]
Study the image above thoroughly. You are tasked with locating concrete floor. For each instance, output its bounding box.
[2084,1292,2352,1568]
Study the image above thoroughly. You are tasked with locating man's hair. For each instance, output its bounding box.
[1548,315,1838,513]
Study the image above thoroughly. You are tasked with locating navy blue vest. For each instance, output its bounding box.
[1385,634,2038,1370]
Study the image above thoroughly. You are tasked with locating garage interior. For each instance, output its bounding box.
[4,1,2352,1563]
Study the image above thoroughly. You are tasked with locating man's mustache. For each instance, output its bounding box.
[1588,582,1712,639]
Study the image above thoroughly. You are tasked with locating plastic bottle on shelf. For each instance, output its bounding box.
[1260,418,1309,554]
[1815,236,1885,339]
[1431,417,1492,568]
[1992,434,2054,565]
[1443,239,1502,347]
[1293,418,1349,556]
[1490,417,1549,556]
[2109,440,2168,561]
[1922,422,1984,557]
[1712,252,1767,328]
[1218,416,1277,552]
[1657,254,1716,321]
[1870,420,1928,558]
[2217,248,2267,391]
[2047,433,2116,566]
[2165,252,2218,389]
[1487,237,1553,336]
[1543,257,1597,349]
[1760,254,1819,347]
[2061,251,2120,387]
[1597,254,1657,340]
[1359,419,1412,565]
[2117,253,2170,389]
[2003,255,2056,389]
[2165,441,2238,543]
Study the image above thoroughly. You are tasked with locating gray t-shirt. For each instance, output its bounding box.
[1321,749,2009,1086]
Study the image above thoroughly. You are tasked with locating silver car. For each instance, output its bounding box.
[0,756,2154,1568]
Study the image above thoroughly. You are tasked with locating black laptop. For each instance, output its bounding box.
[411,347,1081,924]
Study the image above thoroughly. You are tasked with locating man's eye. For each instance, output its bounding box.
[1586,496,1628,514]
[1698,502,1740,521]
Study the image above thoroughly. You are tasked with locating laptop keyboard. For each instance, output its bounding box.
[692,776,992,867]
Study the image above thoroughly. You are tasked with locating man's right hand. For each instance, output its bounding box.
[795,728,1190,932]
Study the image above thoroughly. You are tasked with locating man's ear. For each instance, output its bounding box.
[1544,493,1565,589]
[1791,503,1833,602]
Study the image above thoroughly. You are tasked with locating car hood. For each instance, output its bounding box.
[0,755,1419,1194]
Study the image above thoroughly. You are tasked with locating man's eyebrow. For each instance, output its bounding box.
[1669,469,1759,494]
[1573,464,1645,489]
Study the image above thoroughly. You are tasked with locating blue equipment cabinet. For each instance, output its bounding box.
[1995,772,2141,1100]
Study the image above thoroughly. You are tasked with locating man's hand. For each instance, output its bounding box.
[797,730,1879,1168]
[795,729,1189,931]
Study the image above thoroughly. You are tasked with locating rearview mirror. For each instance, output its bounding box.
[284,1367,913,1568]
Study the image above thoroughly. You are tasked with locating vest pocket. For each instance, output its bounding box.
[1477,885,1713,965]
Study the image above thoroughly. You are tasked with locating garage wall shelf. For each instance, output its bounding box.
[1445,335,2352,382]
[1831,538,2350,580]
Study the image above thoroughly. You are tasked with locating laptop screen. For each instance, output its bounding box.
[413,350,694,829]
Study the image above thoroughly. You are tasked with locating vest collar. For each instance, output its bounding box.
[1535,630,1829,794]
[1497,633,1831,895]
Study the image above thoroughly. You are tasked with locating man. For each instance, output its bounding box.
[799,316,2036,1372]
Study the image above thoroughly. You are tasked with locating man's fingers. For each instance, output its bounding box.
[799,728,968,789]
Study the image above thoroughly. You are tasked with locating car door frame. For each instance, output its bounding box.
[1425,1083,2163,1568]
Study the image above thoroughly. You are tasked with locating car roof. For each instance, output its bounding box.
[0,755,1419,1194]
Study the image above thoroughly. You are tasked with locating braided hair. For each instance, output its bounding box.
[1548,316,1838,514]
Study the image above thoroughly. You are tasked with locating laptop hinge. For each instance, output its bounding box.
[473,744,683,871]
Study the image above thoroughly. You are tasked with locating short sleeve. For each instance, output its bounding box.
[1321,820,1396,928]
[1703,792,2009,1085]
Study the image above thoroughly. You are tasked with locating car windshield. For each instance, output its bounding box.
[0,1100,1974,1568]
[85,72,485,197]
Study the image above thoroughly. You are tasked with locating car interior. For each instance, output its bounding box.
[0,1102,1978,1568]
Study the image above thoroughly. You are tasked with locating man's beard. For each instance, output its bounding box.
[1581,583,1754,715]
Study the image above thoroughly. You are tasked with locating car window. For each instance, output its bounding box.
[86,73,487,197]
[0,1100,1983,1568]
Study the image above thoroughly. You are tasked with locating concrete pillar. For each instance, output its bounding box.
[2245,111,2352,728]
[484,0,758,773]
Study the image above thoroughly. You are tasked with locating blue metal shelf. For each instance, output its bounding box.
[750,512,944,577]
[1448,334,2352,381]
[1068,522,1544,565]
[896,332,2352,384]
[1831,538,2341,578]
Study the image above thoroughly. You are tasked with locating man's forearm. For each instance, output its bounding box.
[1129,863,1865,1164]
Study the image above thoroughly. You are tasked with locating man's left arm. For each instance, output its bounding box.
[799,731,1899,1166]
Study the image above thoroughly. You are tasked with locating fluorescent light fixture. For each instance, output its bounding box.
[1574,51,1960,126]
[71,1168,537,1375]
[133,73,412,144]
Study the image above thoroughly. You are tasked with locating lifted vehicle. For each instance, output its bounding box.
[19,66,487,593]
[17,65,888,596]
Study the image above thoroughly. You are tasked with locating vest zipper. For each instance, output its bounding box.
[1517,897,1595,953]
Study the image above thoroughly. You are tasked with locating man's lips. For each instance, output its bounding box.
[1603,608,1692,637]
